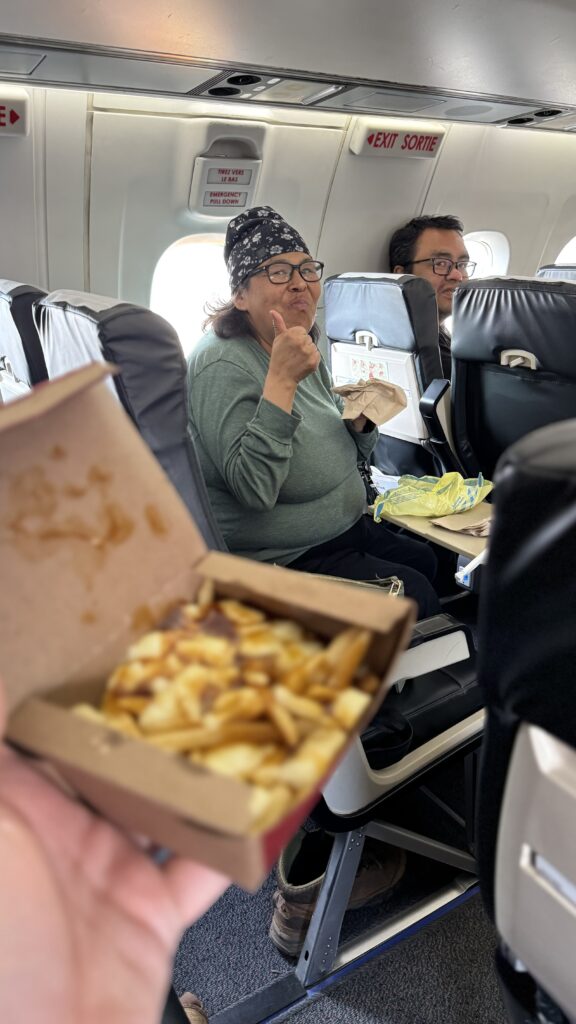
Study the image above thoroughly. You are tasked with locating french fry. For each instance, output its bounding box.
[74,703,141,738]
[104,694,151,716]
[307,684,339,703]
[331,687,372,730]
[148,720,281,752]
[248,784,295,831]
[282,650,328,693]
[326,629,373,690]
[213,688,267,721]
[243,670,271,687]
[74,703,108,725]
[267,701,300,748]
[272,685,328,724]
[138,688,185,733]
[198,742,279,779]
[219,599,267,627]
[75,590,381,834]
[175,636,235,667]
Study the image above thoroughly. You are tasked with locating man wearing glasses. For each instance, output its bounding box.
[389,215,476,377]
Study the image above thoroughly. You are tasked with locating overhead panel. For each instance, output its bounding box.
[0,36,573,130]
[4,0,576,116]
[329,86,540,124]
[30,52,216,95]
[0,47,45,75]
[192,70,575,129]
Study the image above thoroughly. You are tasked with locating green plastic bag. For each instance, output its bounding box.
[373,472,493,520]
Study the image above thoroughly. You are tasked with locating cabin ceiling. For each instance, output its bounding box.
[1,0,576,128]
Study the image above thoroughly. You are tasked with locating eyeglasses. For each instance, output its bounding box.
[408,257,477,277]
[249,259,325,284]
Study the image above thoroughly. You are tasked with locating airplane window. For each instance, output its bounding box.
[150,235,230,357]
[463,231,510,277]
[444,230,510,333]
[555,236,576,263]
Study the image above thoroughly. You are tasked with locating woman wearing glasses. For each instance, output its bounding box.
[187,206,440,618]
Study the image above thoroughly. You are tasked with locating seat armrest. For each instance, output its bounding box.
[420,379,464,474]
[323,709,484,815]
[391,612,473,685]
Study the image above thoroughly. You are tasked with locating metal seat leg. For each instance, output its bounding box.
[295,829,365,986]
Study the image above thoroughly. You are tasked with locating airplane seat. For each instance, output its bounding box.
[33,289,226,551]
[451,276,576,480]
[280,603,485,986]
[476,418,576,1023]
[324,272,457,477]
[536,263,576,282]
[0,279,47,390]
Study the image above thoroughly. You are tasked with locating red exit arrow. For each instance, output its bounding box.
[0,106,21,127]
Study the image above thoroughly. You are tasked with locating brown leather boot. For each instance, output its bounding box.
[269,828,406,958]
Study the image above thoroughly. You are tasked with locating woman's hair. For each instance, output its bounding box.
[203,286,320,344]
[203,295,254,340]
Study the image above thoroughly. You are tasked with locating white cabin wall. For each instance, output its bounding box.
[7,85,576,307]
[0,87,46,287]
[84,97,576,306]
[0,85,88,291]
[44,89,88,291]
[88,98,348,305]
[423,122,576,273]
[316,124,457,278]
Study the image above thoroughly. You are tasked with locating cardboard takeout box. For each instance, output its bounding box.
[0,364,415,888]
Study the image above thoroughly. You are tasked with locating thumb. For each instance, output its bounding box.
[270,309,287,337]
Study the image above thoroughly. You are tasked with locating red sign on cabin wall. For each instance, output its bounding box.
[0,89,29,136]
[350,119,445,159]
[203,190,248,208]
[190,157,262,217]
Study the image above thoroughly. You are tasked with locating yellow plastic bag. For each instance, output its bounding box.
[373,472,493,520]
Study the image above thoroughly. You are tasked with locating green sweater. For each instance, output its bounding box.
[187,330,378,565]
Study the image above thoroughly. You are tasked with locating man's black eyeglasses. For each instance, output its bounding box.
[248,260,325,284]
[408,257,476,277]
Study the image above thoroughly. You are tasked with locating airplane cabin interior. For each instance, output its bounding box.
[1,3,576,1024]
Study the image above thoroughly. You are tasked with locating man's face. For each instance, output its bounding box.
[395,228,471,321]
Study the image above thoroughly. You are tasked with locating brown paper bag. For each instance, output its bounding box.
[333,378,407,425]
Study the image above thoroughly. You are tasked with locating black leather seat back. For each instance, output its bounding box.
[451,277,576,478]
[34,289,226,551]
[324,273,444,475]
[476,418,576,918]
[0,279,48,386]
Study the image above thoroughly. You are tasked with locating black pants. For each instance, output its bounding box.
[288,515,441,619]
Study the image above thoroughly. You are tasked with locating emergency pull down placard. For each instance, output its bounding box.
[190,157,262,216]
[350,118,445,159]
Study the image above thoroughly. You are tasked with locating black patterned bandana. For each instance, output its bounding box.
[224,206,309,292]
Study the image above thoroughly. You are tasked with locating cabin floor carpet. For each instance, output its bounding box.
[281,897,506,1024]
[173,868,506,1023]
